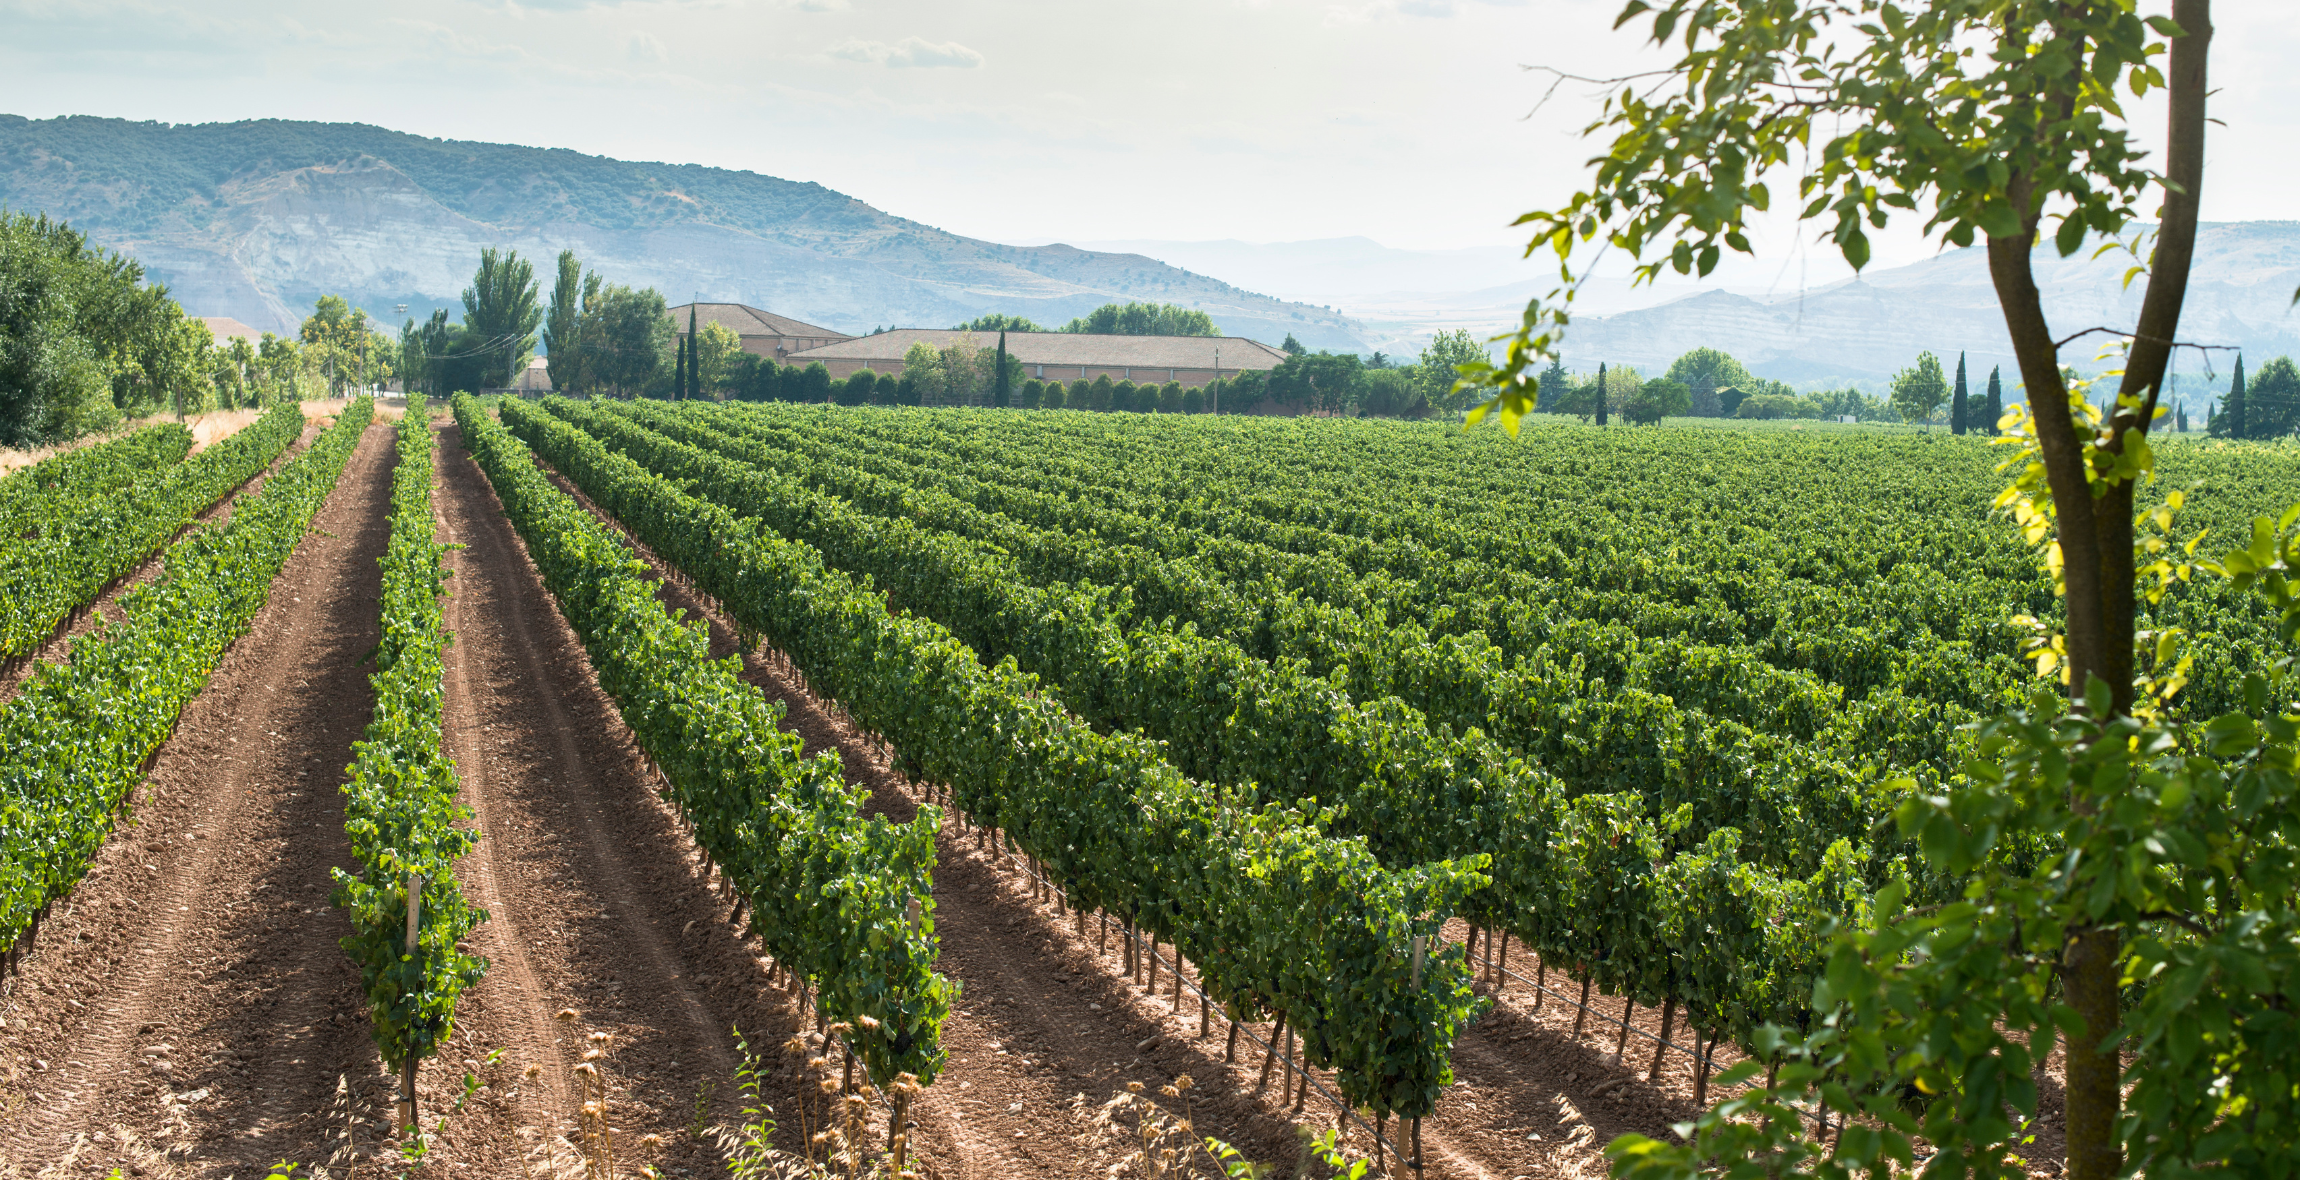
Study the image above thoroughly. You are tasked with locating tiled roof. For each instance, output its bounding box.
[196,316,262,342]
[787,330,1289,370]
[666,302,850,341]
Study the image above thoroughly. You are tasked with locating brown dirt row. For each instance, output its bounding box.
[0,417,392,1180]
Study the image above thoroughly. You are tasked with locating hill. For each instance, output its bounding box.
[1555,222,2300,392]
[0,114,1369,350]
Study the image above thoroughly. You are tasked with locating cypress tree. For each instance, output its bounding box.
[995,331,1011,408]
[1985,366,2003,436]
[673,333,687,402]
[1950,352,1969,435]
[2227,354,2248,439]
[686,304,701,401]
[1596,363,1609,427]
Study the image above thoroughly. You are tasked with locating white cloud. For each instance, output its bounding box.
[626,30,667,65]
[791,0,849,10]
[828,36,984,69]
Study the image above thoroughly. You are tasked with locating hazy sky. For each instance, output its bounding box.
[3,0,2293,280]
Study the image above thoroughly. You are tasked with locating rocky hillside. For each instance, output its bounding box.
[0,114,1369,349]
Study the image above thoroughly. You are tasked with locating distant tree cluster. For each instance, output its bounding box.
[2208,355,2300,439]
[1526,344,2026,431]
[0,210,322,446]
[1061,301,1220,337]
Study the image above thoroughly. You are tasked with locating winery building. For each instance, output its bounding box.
[783,329,1288,387]
[666,303,854,362]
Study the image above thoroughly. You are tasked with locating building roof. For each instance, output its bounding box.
[666,302,850,341]
[196,316,262,343]
[787,329,1290,371]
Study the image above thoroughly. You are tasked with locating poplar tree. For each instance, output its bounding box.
[1951,351,1970,434]
[994,331,1011,408]
[542,250,584,393]
[686,305,701,401]
[2226,353,2247,438]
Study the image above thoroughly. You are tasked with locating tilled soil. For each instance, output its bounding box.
[0,407,1910,1180]
[0,419,391,1179]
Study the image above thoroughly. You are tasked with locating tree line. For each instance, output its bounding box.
[1526,346,2024,432]
[0,210,381,447]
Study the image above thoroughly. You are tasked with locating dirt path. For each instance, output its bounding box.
[555,463,1431,1179]
[412,420,874,1178]
[0,420,392,1180]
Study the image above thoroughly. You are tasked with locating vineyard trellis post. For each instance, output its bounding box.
[401,871,423,1133]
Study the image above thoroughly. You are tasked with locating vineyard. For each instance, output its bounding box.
[0,399,2294,1178]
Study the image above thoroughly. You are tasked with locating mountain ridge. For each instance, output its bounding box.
[0,114,1370,349]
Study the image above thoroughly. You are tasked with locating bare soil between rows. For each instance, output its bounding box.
[0,405,1990,1180]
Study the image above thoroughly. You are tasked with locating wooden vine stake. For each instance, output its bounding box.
[400,872,424,1133]
[1648,995,1676,1082]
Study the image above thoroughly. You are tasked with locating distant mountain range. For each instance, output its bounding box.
[0,114,1370,350]
[1560,222,2300,392]
[1098,226,2300,393]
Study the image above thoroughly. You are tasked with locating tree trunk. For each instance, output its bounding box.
[1976,11,2212,1180]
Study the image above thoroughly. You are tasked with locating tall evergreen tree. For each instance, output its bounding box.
[1950,351,1970,434]
[1985,365,2003,437]
[994,330,1010,408]
[674,333,688,402]
[1596,362,1609,427]
[1537,356,1570,413]
[2226,354,2248,439]
[686,305,701,401]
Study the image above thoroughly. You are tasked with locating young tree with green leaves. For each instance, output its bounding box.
[2245,355,2300,438]
[1060,301,1219,337]
[1462,4,2237,1179]
[954,313,1048,333]
[1890,351,1951,427]
[1416,329,1490,411]
[1279,333,1306,356]
[461,247,542,389]
[1664,347,1756,418]
[901,341,944,406]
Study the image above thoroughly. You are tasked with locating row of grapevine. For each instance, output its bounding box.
[450,396,954,1089]
[0,423,193,552]
[0,403,307,659]
[537,397,1884,1058]
[330,398,490,1100]
[693,404,2034,696]
[587,399,1889,881]
[796,406,2298,724]
[493,396,1486,1119]
[0,399,373,962]
[638,402,1982,806]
